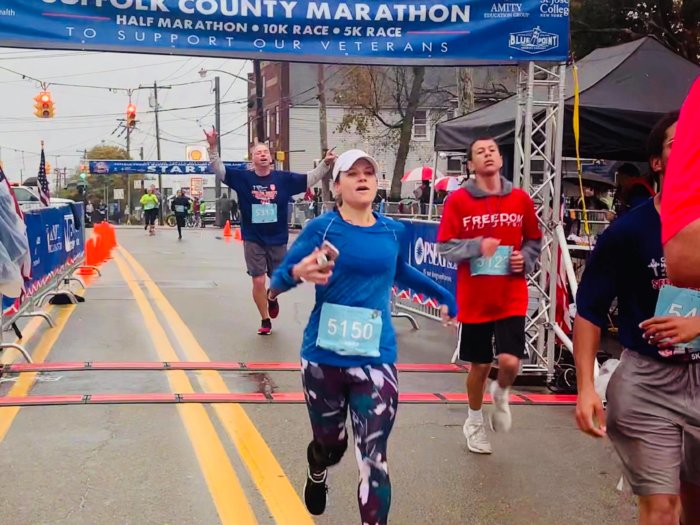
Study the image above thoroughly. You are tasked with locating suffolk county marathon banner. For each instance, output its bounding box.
[0,1,569,65]
[2,203,84,316]
[395,219,456,309]
[88,160,248,175]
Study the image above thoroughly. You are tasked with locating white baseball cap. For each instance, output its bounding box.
[332,149,379,180]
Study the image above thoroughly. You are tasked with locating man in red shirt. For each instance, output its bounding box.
[662,76,700,288]
[438,137,542,454]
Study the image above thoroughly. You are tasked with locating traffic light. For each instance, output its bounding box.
[126,103,137,128]
[34,91,55,118]
[79,164,88,180]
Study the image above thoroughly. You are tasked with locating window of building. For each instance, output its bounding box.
[261,75,266,98]
[266,109,271,139]
[249,121,255,144]
[275,106,280,135]
[447,156,463,174]
[445,108,457,121]
[412,110,429,141]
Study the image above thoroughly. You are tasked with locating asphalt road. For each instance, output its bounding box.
[0,226,637,524]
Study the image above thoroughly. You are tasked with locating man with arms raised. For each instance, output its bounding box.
[575,112,700,525]
[206,127,336,335]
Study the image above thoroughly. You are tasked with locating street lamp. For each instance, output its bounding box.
[198,68,255,85]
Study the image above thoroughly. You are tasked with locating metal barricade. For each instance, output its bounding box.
[1,204,92,363]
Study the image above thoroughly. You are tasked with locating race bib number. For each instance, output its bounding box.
[317,303,382,358]
[174,205,186,213]
[655,285,700,353]
[470,246,513,276]
[252,203,278,224]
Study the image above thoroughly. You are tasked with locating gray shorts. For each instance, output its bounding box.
[243,241,287,278]
[606,349,700,496]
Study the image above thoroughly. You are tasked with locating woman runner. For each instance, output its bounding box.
[269,149,457,524]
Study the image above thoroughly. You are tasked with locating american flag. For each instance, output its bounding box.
[37,145,50,206]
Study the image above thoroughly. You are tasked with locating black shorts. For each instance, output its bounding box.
[459,316,526,364]
[243,241,287,278]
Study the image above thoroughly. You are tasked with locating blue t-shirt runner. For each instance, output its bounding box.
[207,129,334,335]
[268,149,457,525]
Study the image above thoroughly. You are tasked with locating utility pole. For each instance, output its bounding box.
[253,60,265,143]
[214,75,224,227]
[126,123,131,222]
[317,64,331,204]
[153,81,164,224]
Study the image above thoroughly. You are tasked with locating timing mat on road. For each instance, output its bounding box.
[0,392,577,407]
[2,361,469,373]
[0,361,576,407]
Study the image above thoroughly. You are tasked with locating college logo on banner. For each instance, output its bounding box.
[0,1,569,64]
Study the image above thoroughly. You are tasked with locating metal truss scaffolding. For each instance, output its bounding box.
[513,62,567,380]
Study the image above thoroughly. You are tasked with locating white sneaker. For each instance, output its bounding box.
[463,419,492,454]
[489,382,512,433]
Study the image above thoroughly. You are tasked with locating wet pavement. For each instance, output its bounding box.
[0,226,637,524]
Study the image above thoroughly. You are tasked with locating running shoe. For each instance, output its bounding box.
[303,467,328,515]
[489,381,512,433]
[267,292,280,319]
[258,319,272,336]
[463,419,492,454]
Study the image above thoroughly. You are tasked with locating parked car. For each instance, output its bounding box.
[11,185,74,212]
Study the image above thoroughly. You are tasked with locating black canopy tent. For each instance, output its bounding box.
[434,38,700,161]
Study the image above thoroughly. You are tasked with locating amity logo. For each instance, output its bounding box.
[484,3,529,19]
[508,26,559,55]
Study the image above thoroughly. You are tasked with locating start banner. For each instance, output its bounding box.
[0,1,569,65]
[88,160,248,175]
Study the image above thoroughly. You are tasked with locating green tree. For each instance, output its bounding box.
[334,66,454,200]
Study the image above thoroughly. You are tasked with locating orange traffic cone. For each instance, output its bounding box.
[223,220,232,237]
[79,238,98,275]
[233,227,242,241]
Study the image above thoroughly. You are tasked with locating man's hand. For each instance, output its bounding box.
[640,315,700,347]
[480,237,500,258]
[439,305,456,328]
[324,148,337,166]
[292,248,334,285]
[204,126,218,149]
[510,250,525,273]
[575,387,607,438]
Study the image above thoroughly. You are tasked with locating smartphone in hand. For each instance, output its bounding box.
[316,240,340,269]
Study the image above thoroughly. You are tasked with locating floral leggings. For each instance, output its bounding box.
[302,358,399,525]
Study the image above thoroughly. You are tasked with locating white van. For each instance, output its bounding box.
[11,185,75,212]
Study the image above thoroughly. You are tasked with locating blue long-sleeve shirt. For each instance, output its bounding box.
[271,211,457,367]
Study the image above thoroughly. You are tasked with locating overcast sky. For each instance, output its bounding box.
[0,48,251,183]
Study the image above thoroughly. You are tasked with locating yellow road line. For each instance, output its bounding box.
[119,246,314,525]
[113,253,258,525]
[0,299,81,441]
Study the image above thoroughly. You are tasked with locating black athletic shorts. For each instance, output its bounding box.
[459,316,526,364]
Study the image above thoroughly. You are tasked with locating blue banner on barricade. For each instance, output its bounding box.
[395,220,456,308]
[88,160,248,175]
[2,204,84,317]
[0,1,569,65]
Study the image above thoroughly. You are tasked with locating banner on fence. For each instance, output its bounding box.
[2,204,84,316]
[88,160,247,175]
[397,220,457,308]
[0,1,569,65]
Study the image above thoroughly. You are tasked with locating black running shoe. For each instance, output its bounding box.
[267,292,280,319]
[303,468,328,516]
[258,318,272,336]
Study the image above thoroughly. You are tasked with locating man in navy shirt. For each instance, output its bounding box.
[574,112,700,525]
[206,127,336,335]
